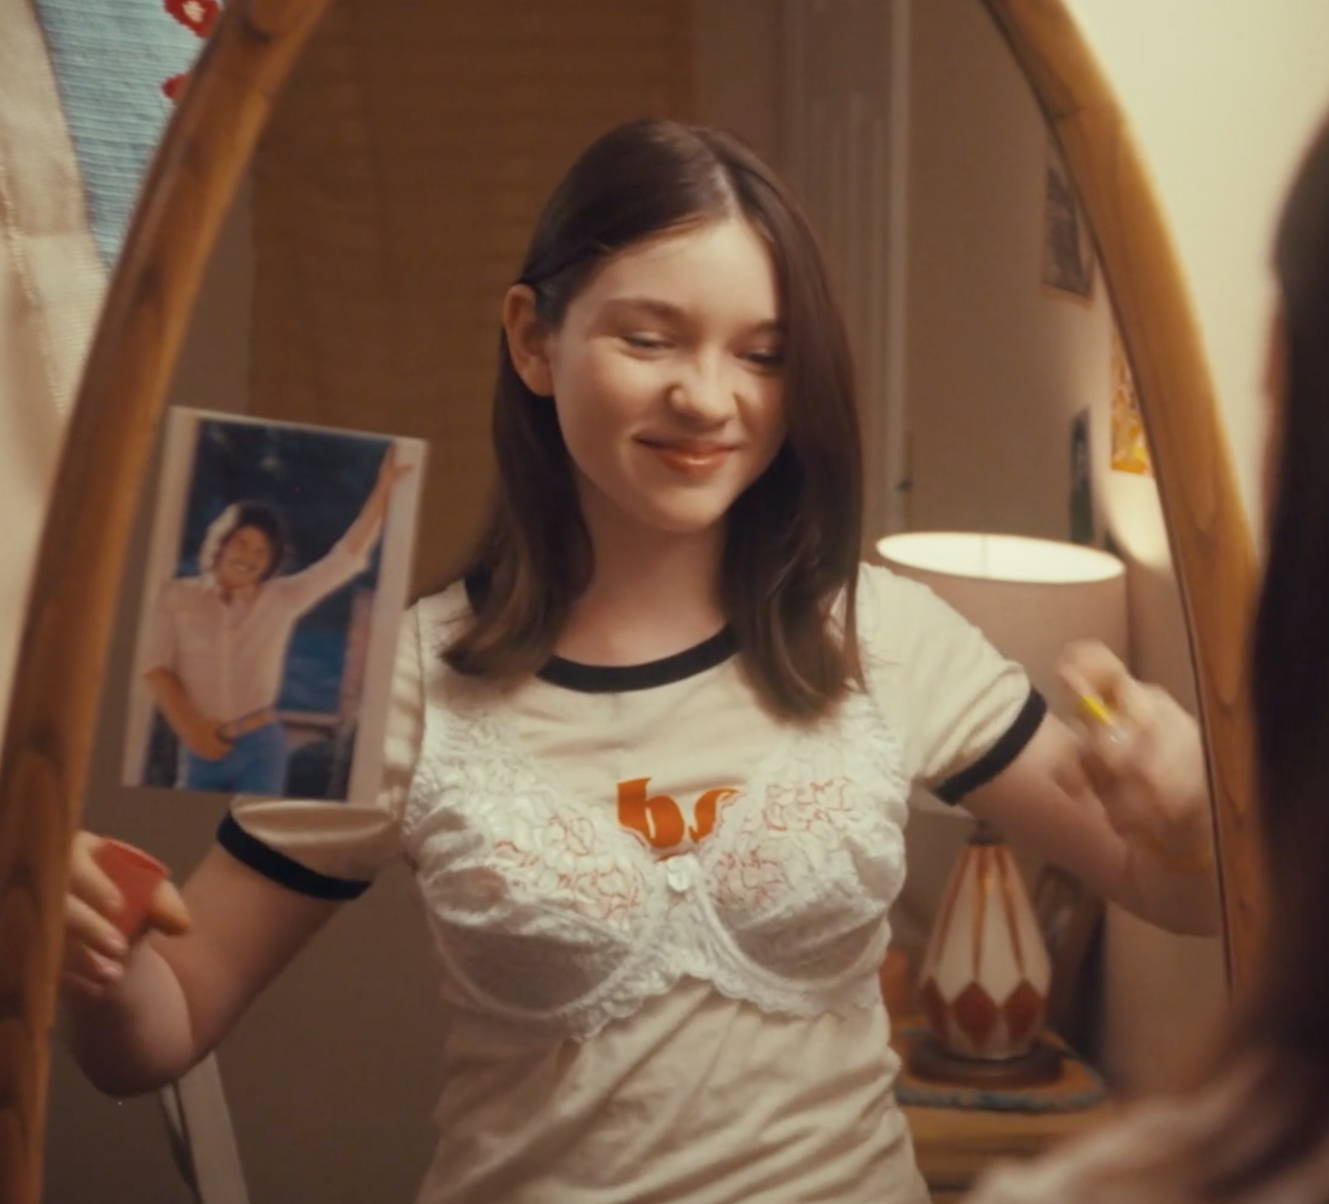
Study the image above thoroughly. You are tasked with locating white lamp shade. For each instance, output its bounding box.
[875,532,1128,706]
[878,532,1128,1065]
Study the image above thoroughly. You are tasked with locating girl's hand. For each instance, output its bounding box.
[62,832,191,998]
[1057,640,1213,871]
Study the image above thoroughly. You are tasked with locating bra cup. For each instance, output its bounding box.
[406,610,910,1036]
[408,770,667,1018]
[421,901,647,1014]
[701,723,908,984]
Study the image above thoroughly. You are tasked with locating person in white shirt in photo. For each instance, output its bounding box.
[141,442,410,794]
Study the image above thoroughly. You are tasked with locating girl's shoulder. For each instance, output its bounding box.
[852,560,962,652]
[854,559,934,609]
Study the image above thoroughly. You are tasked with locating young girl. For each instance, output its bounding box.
[63,119,1217,1204]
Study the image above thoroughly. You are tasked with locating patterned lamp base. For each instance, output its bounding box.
[916,821,1055,1074]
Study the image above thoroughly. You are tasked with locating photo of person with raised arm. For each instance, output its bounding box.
[126,410,421,800]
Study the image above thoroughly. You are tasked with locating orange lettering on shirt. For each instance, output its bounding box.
[616,779,740,849]
[689,787,740,841]
[616,778,685,849]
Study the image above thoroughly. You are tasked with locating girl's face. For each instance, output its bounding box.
[215,524,275,591]
[518,217,787,542]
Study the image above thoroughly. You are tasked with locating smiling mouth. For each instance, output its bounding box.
[639,439,735,474]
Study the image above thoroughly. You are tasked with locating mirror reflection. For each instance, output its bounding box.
[881,0,1225,1106]
[43,2,1225,1201]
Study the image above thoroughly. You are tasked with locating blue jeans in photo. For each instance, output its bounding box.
[182,721,289,794]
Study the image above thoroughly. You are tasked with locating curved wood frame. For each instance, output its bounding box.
[982,0,1264,984]
[0,0,1262,1198]
[0,3,330,1200]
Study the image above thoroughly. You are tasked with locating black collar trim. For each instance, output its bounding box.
[462,570,738,693]
[538,626,738,693]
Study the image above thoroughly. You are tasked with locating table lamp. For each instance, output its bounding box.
[876,531,1127,1086]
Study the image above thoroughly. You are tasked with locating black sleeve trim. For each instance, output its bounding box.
[934,688,1048,804]
[217,814,371,901]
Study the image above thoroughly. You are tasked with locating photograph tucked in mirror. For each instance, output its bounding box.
[121,408,424,802]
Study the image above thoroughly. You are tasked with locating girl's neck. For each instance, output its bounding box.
[556,502,727,666]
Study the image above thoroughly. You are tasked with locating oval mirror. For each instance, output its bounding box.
[0,1,1259,1200]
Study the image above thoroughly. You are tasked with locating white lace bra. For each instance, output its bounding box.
[401,595,911,1041]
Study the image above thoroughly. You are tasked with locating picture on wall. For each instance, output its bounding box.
[1110,327,1153,476]
[1069,408,1094,544]
[1042,137,1096,301]
[122,407,425,803]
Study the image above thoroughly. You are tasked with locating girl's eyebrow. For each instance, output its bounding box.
[600,296,783,333]
[600,297,686,321]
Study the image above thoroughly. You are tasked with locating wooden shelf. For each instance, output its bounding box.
[894,1024,1117,1197]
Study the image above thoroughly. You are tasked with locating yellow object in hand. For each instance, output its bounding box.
[1077,690,1116,728]
[1076,689,1215,875]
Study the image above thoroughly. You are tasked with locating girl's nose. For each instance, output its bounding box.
[665,359,734,426]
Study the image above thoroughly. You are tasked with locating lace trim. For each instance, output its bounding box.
[403,592,910,1039]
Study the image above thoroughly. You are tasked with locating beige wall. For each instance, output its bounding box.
[1069,0,1329,532]
[905,0,1111,541]
[692,0,782,167]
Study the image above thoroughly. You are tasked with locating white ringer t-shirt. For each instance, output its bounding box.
[221,563,1043,1203]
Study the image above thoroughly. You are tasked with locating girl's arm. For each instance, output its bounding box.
[63,835,337,1094]
[68,599,424,1093]
[963,644,1219,935]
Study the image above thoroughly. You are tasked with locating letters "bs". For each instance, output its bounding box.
[617,777,739,848]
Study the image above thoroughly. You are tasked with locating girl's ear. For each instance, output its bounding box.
[502,285,555,397]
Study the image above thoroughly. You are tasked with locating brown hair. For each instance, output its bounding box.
[1191,110,1329,1199]
[445,119,863,717]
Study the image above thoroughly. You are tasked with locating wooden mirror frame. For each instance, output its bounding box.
[980,0,1263,977]
[0,0,1262,1198]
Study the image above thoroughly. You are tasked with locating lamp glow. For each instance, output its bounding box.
[877,531,1128,1082]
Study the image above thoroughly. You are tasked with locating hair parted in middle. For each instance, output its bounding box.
[445,118,864,719]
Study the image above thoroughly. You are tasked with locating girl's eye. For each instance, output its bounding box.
[744,349,785,371]
[622,333,670,351]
